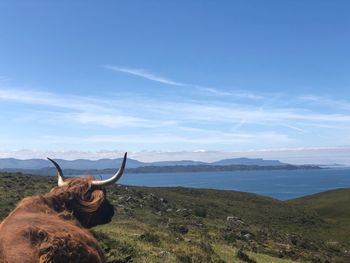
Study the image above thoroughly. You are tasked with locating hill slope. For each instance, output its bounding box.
[288,188,350,247]
[1,172,349,262]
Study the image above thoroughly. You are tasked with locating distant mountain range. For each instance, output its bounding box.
[0,157,286,170]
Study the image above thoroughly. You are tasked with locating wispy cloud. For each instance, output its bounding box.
[199,87,263,99]
[299,95,350,111]
[0,88,107,112]
[163,101,350,124]
[231,119,247,131]
[2,87,350,130]
[0,87,158,128]
[104,65,187,87]
[5,130,292,148]
[280,123,307,133]
[104,65,263,100]
[1,86,350,153]
[198,87,233,96]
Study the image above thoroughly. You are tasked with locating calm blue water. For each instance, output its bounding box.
[97,168,350,200]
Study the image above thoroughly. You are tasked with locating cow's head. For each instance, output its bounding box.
[46,153,127,228]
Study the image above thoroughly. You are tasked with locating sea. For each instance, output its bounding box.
[97,167,350,200]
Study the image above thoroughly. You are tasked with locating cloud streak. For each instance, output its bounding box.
[104,66,187,87]
[105,65,263,100]
[198,87,263,99]
[1,86,350,154]
[2,87,350,130]
[299,95,350,111]
[0,87,158,128]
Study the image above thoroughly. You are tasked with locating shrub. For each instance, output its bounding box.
[139,232,160,244]
[194,207,207,218]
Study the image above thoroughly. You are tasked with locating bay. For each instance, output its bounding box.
[95,167,350,200]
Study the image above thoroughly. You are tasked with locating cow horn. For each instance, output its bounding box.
[91,152,127,186]
[47,158,68,187]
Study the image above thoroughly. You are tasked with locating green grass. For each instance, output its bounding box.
[1,172,350,262]
[288,188,350,248]
[247,251,301,263]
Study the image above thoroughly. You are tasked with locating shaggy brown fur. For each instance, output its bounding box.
[0,177,115,263]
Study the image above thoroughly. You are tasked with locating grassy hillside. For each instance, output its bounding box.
[1,172,349,262]
[288,188,350,248]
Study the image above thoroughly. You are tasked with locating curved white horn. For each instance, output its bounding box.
[91,152,127,186]
[47,158,68,187]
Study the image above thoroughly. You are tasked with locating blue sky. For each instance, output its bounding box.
[0,1,350,163]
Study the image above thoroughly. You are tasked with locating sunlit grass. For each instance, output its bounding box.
[1,172,349,262]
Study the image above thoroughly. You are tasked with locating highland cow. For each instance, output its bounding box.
[0,153,127,263]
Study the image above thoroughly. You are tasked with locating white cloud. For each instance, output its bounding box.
[280,123,307,133]
[0,87,158,128]
[1,86,350,156]
[0,88,105,112]
[1,86,350,134]
[105,65,263,100]
[231,119,247,131]
[1,147,350,165]
[3,130,291,147]
[104,66,187,87]
[299,95,350,111]
[69,112,152,128]
[199,87,264,99]
[159,101,350,124]
[2,86,350,132]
